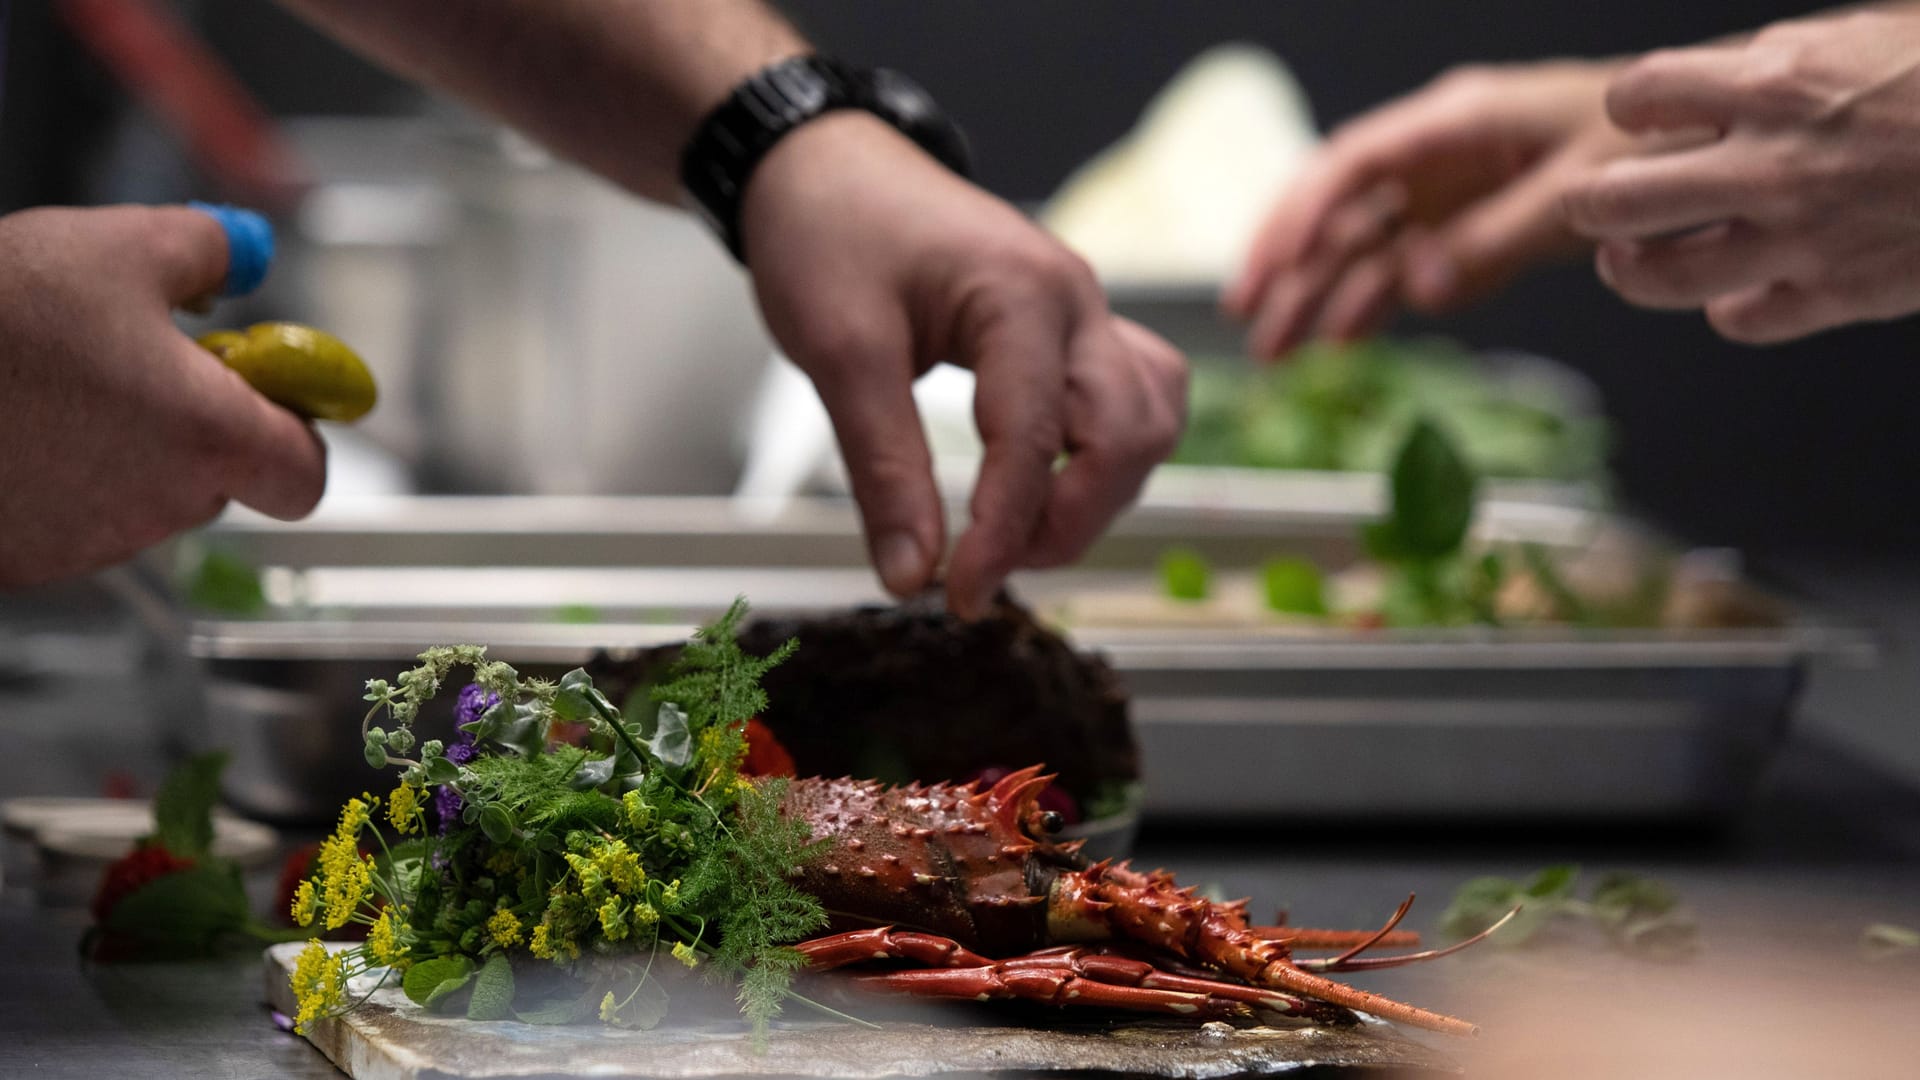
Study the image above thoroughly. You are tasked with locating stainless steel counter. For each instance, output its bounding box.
[4,730,1918,1078]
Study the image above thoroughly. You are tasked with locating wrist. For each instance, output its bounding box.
[680,56,969,261]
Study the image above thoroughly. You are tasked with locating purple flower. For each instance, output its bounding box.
[454,683,499,729]
[434,683,495,834]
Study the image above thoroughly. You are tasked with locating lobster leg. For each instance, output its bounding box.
[848,966,1256,1021]
[795,926,994,971]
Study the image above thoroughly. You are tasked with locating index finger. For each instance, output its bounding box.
[1607,45,1769,134]
[1227,98,1455,315]
[946,307,1069,619]
[1563,143,1752,240]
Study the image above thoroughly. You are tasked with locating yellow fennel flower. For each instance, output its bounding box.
[621,790,653,830]
[290,940,347,1034]
[486,908,523,949]
[290,880,318,928]
[598,898,628,942]
[671,940,700,969]
[317,839,373,931]
[336,795,372,840]
[598,991,618,1024]
[596,841,644,895]
[529,922,555,960]
[367,908,407,967]
[385,783,421,835]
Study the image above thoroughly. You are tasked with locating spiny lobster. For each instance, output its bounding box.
[780,766,1509,1036]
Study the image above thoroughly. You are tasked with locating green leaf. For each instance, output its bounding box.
[101,862,250,955]
[182,548,266,616]
[649,704,691,769]
[151,751,227,858]
[554,603,602,625]
[1261,557,1327,615]
[515,988,598,1025]
[403,955,474,1009]
[1525,864,1580,900]
[570,756,615,790]
[422,756,461,785]
[1383,418,1477,560]
[479,803,515,844]
[467,953,516,1021]
[602,976,670,1030]
[1158,547,1211,602]
[1589,871,1677,927]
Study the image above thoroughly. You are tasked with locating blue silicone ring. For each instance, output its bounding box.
[189,201,275,297]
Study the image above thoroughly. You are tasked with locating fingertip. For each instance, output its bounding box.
[874,529,935,598]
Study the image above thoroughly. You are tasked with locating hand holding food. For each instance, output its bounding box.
[0,205,327,588]
[1226,60,1633,359]
[741,113,1189,618]
[1565,9,1920,343]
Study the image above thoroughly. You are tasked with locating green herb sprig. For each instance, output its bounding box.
[292,598,827,1041]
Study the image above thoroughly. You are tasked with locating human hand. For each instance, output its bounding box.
[1565,10,1920,343]
[1226,60,1633,359]
[0,205,327,588]
[740,113,1188,619]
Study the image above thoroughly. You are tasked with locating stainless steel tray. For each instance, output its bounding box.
[190,496,1866,823]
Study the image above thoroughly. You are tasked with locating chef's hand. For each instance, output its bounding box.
[1226,60,1634,359]
[1566,9,1920,343]
[741,113,1188,619]
[0,205,326,588]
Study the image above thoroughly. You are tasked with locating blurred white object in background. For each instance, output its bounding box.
[733,355,980,511]
[1041,44,1321,287]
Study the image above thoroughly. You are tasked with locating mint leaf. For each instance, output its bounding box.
[151,751,227,858]
[466,953,516,1021]
[1158,547,1211,602]
[404,955,474,1009]
[1385,418,1476,560]
[1261,557,1327,615]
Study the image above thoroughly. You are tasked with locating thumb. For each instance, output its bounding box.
[1402,164,1581,314]
[120,205,239,307]
[801,327,945,599]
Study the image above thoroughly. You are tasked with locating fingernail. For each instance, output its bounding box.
[1409,248,1457,306]
[1594,245,1620,289]
[875,532,926,597]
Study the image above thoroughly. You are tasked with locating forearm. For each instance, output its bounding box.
[275,0,807,202]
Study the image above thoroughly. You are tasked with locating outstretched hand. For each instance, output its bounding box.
[1565,10,1920,343]
[1226,61,1633,359]
[0,205,326,587]
[741,114,1188,619]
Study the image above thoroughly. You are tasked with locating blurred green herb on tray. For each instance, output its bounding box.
[1174,338,1607,482]
[182,547,266,616]
[1440,865,1699,961]
[81,752,306,960]
[1158,547,1212,601]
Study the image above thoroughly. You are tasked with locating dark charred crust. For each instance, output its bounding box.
[587,592,1137,803]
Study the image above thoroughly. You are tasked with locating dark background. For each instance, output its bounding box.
[4,1,1902,557]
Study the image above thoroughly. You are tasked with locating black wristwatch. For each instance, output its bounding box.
[680,55,972,262]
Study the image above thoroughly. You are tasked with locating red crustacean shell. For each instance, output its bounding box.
[781,767,1063,954]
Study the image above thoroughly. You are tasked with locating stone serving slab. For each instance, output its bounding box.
[264,944,1457,1079]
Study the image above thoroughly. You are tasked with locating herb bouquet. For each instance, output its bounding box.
[288,600,831,1036]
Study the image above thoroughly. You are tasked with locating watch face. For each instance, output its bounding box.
[868,68,939,126]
